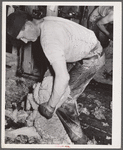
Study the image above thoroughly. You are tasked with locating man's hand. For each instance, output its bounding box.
[38,102,55,119]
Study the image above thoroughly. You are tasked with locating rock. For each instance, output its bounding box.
[34,112,72,144]
[5,135,41,144]
[14,135,28,144]
[5,109,28,123]
[94,100,102,107]
[5,127,41,139]
[87,138,97,145]
[91,106,106,120]
[12,109,18,123]
[77,103,90,115]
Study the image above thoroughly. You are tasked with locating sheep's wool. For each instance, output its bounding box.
[33,76,70,108]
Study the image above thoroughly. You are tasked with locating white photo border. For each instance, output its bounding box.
[2,1,122,149]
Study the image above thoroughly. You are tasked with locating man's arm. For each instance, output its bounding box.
[38,59,70,119]
[96,11,113,39]
[48,60,70,108]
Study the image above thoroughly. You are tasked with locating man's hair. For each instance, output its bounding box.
[7,10,33,38]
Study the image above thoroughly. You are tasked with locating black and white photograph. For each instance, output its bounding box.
[1,1,121,149]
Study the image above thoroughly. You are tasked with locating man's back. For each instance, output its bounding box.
[40,16,98,64]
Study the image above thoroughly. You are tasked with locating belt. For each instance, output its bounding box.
[79,49,105,65]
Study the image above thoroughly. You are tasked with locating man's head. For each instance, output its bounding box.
[7,10,40,43]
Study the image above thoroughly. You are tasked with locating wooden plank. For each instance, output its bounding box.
[83,126,111,144]
[23,43,33,74]
[79,113,112,135]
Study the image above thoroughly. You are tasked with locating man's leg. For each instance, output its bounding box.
[56,51,105,144]
[69,55,105,99]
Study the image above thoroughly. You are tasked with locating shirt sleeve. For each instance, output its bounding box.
[41,23,66,65]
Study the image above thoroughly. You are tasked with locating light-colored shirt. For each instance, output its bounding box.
[90,6,113,23]
[40,16,98,64]
[98,6,113,17]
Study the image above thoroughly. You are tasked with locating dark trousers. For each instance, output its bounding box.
[56,41,105,144]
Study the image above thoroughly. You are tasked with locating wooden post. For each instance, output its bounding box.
[46,6,58,16]
[23,43,34,74]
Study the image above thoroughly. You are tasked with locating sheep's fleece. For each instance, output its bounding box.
[33,76,71,109]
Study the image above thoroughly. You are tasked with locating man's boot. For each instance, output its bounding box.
[56,98,87,144]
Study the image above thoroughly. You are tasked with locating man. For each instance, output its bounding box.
[88,6,113,47]
[7,10,105,144]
